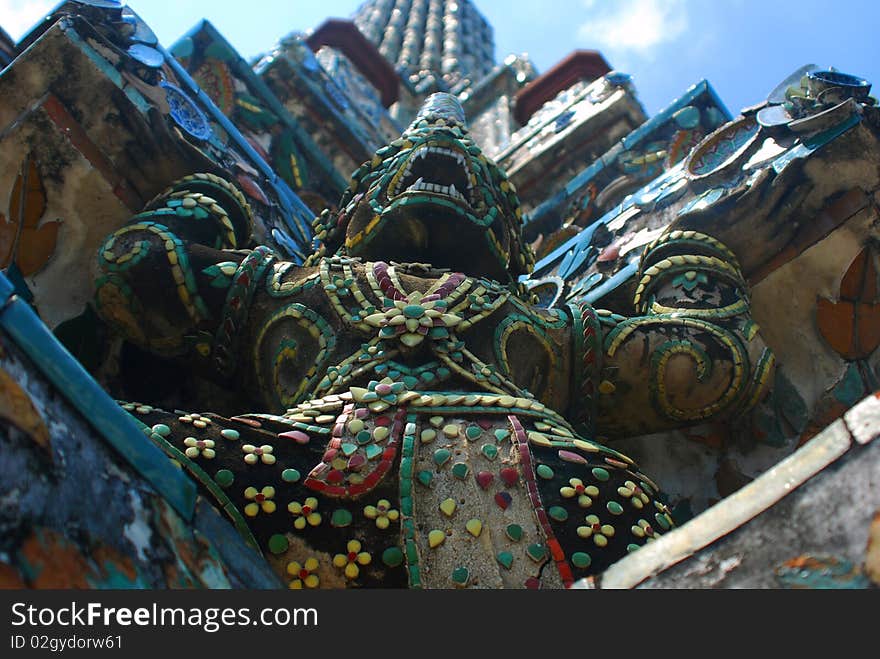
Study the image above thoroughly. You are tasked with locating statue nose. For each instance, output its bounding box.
[409,92,468,130]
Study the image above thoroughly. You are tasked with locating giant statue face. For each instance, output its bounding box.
[309,93,535,282]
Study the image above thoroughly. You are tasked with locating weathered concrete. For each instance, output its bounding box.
[572,397,880,588]
[0,329,282,589]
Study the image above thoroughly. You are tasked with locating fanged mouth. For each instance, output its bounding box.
[387,143,478,209]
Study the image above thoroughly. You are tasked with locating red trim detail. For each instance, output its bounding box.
[305,19,399,107]
[305,404,404,498]
[41,94,143,210]
[509,414,575,588]
[514,50,611,125]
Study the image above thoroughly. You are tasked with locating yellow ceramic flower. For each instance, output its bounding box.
[242,444,276,465]
[332,539,372,579]
[560,478,599,508]
[617,480,650,509]
[243,486,276,516]
[287,558,320,589]
[183,436,216,459]
[287,497,322,529]
[577,514,615,547]
[363,499,400,529]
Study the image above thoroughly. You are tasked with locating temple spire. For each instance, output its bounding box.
[354,0,495,93]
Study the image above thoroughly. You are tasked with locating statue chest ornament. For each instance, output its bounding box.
[277,257,572,411]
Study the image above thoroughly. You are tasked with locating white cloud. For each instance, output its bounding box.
[0,0,58,42]
[578,0,689,60]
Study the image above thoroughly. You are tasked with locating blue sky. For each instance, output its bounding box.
[2,0,878,117]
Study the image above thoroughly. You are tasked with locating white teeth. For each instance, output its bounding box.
[389,145,476,201]
[400,180,466,200]
[399,179,469,199]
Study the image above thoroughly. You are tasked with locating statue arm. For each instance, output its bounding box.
[93,174,275,370]
[579,230,775,439]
